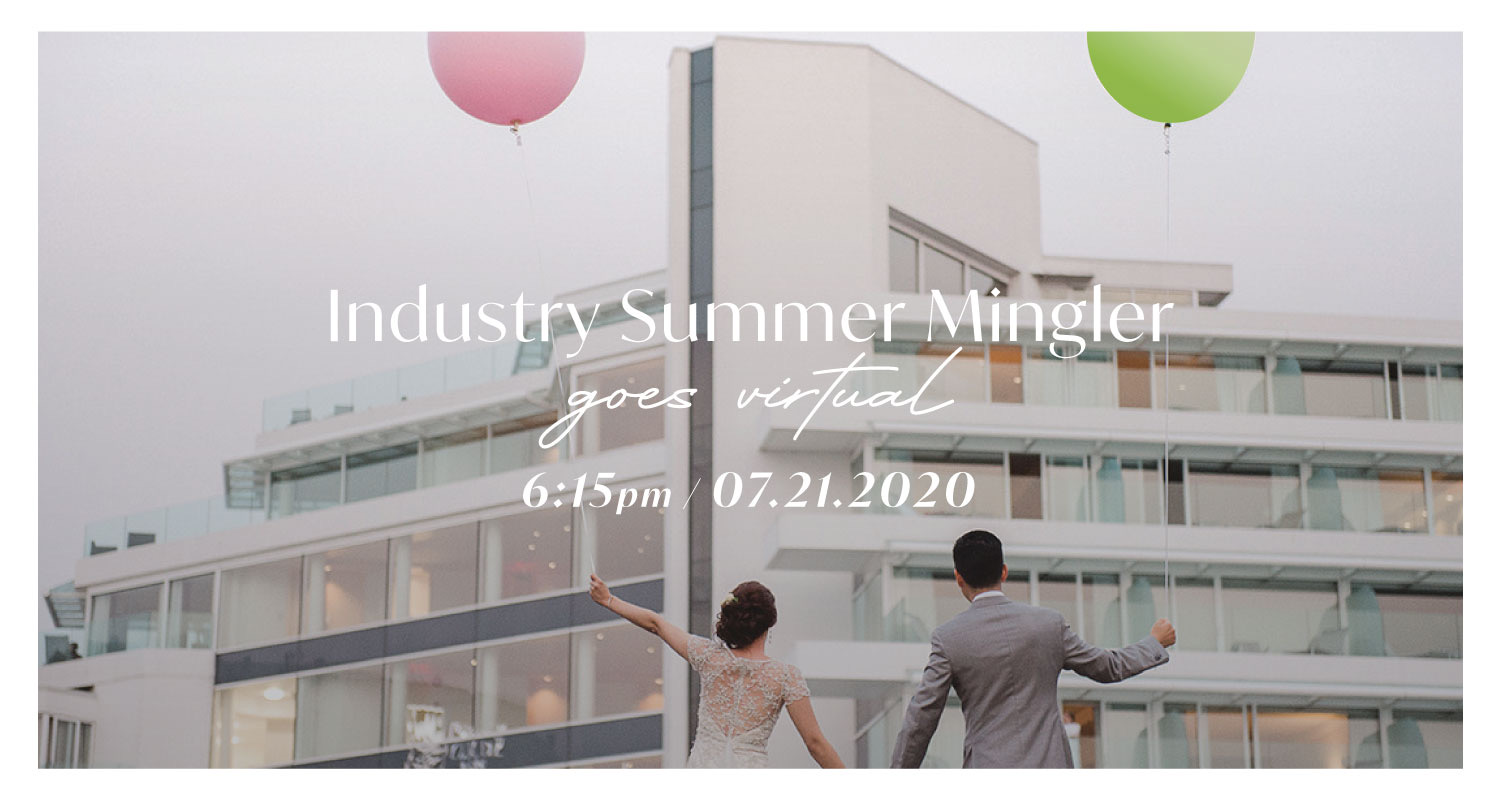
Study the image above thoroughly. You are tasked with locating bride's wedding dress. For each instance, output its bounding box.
[685,635,810,768]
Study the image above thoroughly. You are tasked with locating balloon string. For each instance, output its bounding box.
[1163,122,1172,257]
[1162,332,1172,619]
[512,134,597,578]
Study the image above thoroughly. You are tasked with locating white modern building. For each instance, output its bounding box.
[40,37,1461,769]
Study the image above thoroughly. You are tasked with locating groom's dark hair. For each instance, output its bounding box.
[953,530,1005,589]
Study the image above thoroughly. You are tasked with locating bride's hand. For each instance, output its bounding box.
[589,574,614,608]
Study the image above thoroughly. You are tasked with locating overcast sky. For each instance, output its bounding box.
[38,32,1460,624]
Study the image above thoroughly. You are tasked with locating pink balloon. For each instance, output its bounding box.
[427,32,585,127]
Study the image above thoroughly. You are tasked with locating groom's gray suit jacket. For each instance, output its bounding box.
[890,593,1169,768]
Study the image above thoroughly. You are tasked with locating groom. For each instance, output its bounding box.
[891,530,1176,768]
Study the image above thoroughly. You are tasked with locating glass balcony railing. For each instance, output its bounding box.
[262,343,523,432]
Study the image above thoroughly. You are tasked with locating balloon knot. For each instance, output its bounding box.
[510,123,522,146]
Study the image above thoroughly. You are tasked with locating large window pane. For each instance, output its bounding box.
[386,650,476,746]
[871,342,986,403]
[420,427,486,487]
[589,504,664,582]
[294,666,383,761]
[1358,585,1461,658]
[166,574,214,649]
[87,584,161,655]
[988,345,1023,403]
[1117,350,1152,408]
[573,624,663,719]
[1009,453,1042,519]
[345,442,418,503]
[1156,354,1266,413]
[1389,710,1462,768]
[476,633,570,732]
[303,541,387,635]
[218,557,301,649]
[480,507,573,601]
[389,524,478,620]
[269,458,341,518]
[1400,364,1462,422]
[1221,580,1338,654]
[1276,359,1388,418]
[1256,709,1377,769]
[1081,574,1121,648]
[922,244,964,295]
[968,266,1007,297]
[1102,703,1150,767]
[1203,707,1249,768]
[490,413,562,474]
[888,228,918,293]
[576,359,666,454]
[1189,462,1302,529]
[1062,702,1099,768]
[870,450,1007,518]
[1159,704,1197,768]
[884,565,985,643]
[1306,467,1426,532]
[1095,457,1162,524]
[1431,472,1462,536]
[1046,457,1090,522]
[211,678,295,768]
[1170,578,1217,652]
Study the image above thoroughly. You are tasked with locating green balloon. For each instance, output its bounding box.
[1087,32,1254,124]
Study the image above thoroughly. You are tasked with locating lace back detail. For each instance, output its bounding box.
[684,636,810,768]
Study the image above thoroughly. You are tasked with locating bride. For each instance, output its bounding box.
[589,574,844,768]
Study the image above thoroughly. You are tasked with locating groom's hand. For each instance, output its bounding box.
[1151,619,1176,648]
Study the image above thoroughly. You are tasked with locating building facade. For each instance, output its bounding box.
[40,37,1461,769]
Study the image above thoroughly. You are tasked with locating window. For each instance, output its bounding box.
[476,633,571,732]
[218,557,301,649]
[1046,457,1091,522]
[1081,574,1121,647]
[490,413,561,473]
[1306,467,1426,532]
[1037,573,1078,629]
[1009,454,1043,520]
[573,624,664,718]
[1189,462,1302,529]
[1255,708,1379,769]
[389,524,478,620]
[294,666,383,761]
[575,359,666,454]
[871,341,986,404]
[1399,364,1462,422]
[268,458,341,518]
[87,584,161,655]
[1357,584,1461,658]
[1273,358,1388,418]
[1062,702,1099,768]
[1170,578,1217,652]
[1025,348,1116,408]
[1390,710,1462,768]
[588,503,665,582]
[1157,354,1266,413]
[888,228,918,293]
[1101,703,1150,767]
[1094,457,1163,524]
[988,345,1023,403]
[1116,350,1152,408]
[870,450,1007,518]
[1220,579,1338,654]
[480,506,573,602]
[386,650,476,746]
[421,427,487,487]
[303,540,388,635]
[1431,472,1462,536]
[211,678,295,768]
[166,574,214,649]
[887,224,1010,297]
[40,715,92,768]
[345,442,418,503]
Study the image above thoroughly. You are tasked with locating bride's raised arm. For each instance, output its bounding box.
[589,574,693,663]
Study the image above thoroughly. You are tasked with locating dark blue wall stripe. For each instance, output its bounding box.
[287,714,662,769]
[215,579,664,685]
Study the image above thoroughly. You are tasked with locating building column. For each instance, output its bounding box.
[477,647,501,733]
[304,552,326,634]
[481,521,503,603]
[390,536,412,620]
[386,661,408,745]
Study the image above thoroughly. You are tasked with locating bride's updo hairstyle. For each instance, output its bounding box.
[716,581,777,649]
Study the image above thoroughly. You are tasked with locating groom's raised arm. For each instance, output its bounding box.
[890,631,952,768]
[1061,618,1172,683]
